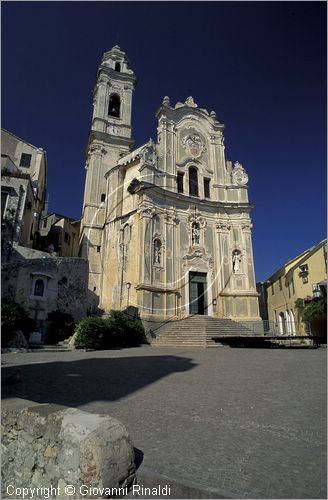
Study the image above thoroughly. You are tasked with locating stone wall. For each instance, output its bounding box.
[10,245,51,259]
[2,400,136,499]
[1,246,90,334]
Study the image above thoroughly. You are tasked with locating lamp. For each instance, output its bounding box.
[126,282,131,308]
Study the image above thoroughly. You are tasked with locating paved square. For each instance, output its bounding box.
[2,346,327,498]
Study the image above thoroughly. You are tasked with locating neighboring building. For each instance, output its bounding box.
[1,129,47,252]
[1,130,88,339]
[256,281,269,323]
[40,212,80,257]
[80,46,260,323]
[2,245,89,338]
[260,239,327,335]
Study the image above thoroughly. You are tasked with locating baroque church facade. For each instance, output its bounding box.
[80,46,260,324]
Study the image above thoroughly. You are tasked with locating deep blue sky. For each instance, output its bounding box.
[2,1,326,281]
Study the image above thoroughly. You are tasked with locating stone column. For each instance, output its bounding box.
[216,222,231,293]
[242,222,256,291]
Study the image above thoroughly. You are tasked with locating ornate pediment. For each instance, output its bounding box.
[183,246,214,271]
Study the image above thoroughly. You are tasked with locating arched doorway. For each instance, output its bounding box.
[278,312,286,334]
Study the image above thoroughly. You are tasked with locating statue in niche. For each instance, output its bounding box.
[232,251,242,273]
[192,222,200,245]
[153,239,161,265]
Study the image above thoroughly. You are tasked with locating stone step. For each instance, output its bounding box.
[150,317,258,347]
[152,344,206,347]
[27,344,71,352]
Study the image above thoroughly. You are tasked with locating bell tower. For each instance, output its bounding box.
[80,46,137,302]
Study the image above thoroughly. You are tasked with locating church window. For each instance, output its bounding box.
[271,283,275,295]
[101,193,106,202]
[20,153,32,168]
[177,172,184,193]
[108,94,121,118]
[153,238,162,266]
[97,246,101,252]
[279,277,282,290]
[189,167,198,197]
[115,62,121,72]
[34,278,45,297]
[204,178,210,198]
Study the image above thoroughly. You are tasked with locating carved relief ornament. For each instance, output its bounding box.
[138,205,157,219]
[181,133,205,159]
[216,222,231,233]
[88,144,107,156]
[182,250,214,277]
[140,142,157,167]
[187,209,206,229]
[232,161,248,186]
[184,96,198,107]
[242,223,253,232]
[164,209,180,225]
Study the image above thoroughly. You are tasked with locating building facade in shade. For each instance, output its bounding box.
[40,211,80,257]
[80,46,260,322]
[1,129,47,252]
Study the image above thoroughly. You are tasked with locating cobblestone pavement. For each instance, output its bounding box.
[2,346,327,499]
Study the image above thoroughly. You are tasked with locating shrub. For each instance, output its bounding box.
[1,301,36,346]
[303,298,327,322]
[294,298,305,309]
[105,310,145,347]
[73,311,146,350]
[102,311,125,348]
[46,310,75,344]
[74,317,109,350]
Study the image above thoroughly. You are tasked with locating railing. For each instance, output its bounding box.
[237,320,312,337]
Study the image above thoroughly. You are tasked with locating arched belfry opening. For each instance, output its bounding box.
[108,94,121,118]
[115,62,121,72]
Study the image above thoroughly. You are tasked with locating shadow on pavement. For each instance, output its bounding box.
[1,354,196,407]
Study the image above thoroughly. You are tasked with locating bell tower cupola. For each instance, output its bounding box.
[91,45,137,148]
[80,46,137,300]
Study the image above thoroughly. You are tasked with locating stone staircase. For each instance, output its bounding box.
[151,315,255,348]
[27,341,71,352]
